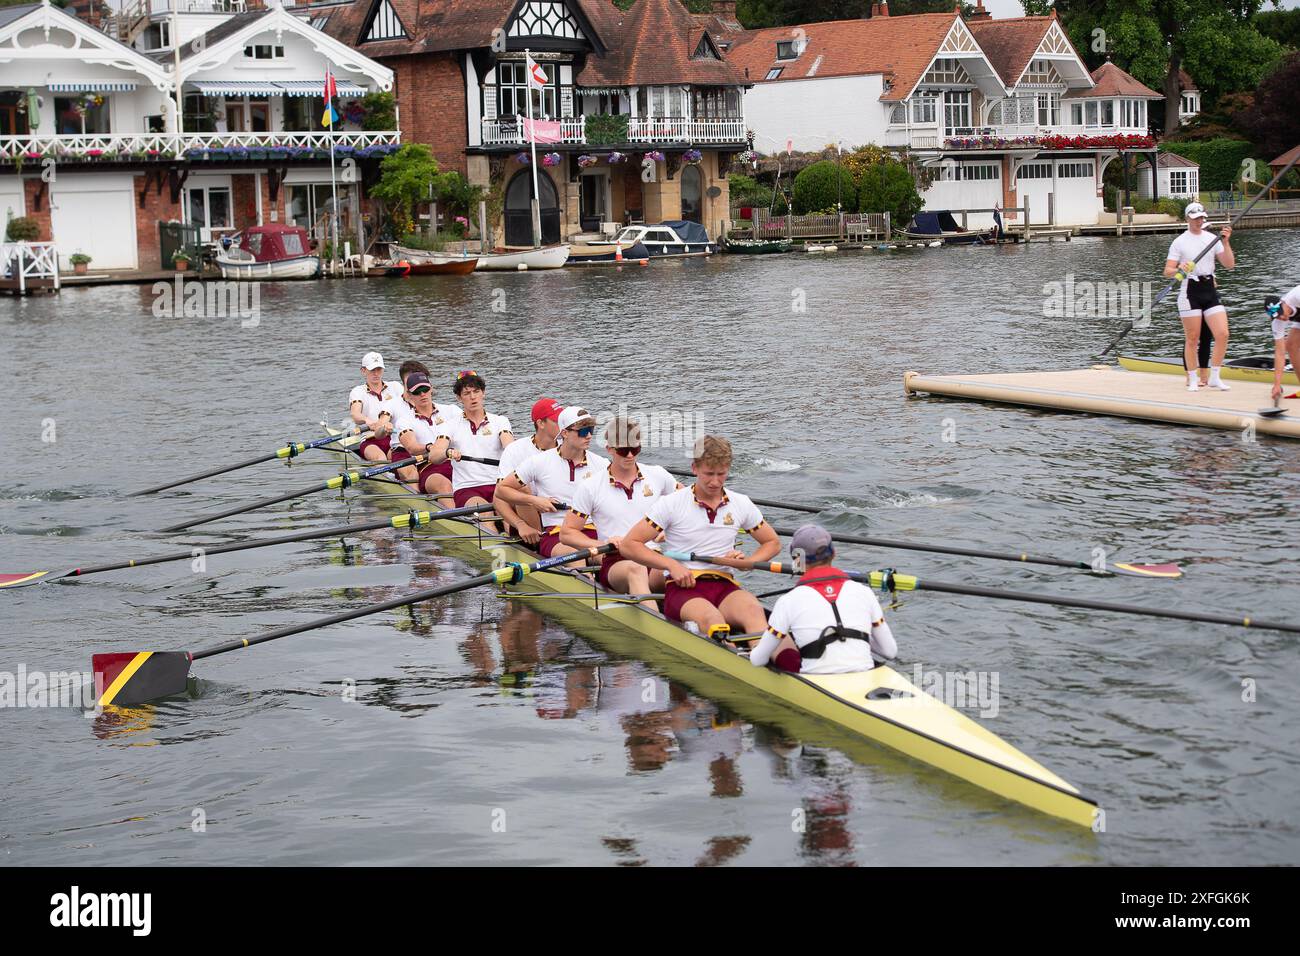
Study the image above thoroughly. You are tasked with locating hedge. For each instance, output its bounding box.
[855,161,924,226]
[1161,139,1256,192]
[791,161,856,215]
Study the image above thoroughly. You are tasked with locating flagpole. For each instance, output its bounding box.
[526,48,541,248]
[326,61,340,276]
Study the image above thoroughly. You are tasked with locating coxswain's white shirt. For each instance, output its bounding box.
[392,400,463,451]
[643,487,765,572]
[349,381,403,421]
[438,412,513,489]
[497,434,548,480]
[1167,230,1224,283]
[756,574,895,674]
[570,464,678,540]
[512,448,609,528]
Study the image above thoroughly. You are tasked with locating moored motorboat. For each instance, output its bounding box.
[1119,354,1297,385]
[216,225,321,280]
[321,426,1099,828]
[904,210,999,246]
[566,237,651,265]
[608,220,716,259]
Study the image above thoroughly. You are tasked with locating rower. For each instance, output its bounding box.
[1164,203,1234,392]
[1266,288,1300,403]
[561,416,679,607]
[749,525,897,674]
[389,360,461,502]
[348,351,401,461]
[619,435,780,640]
[426,370,514,510]
[496,397,563,541]
[496,406,608,555]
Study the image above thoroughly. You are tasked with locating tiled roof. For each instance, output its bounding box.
[1137,152,1199,170]
[321,0,519,56]
[967,15,1053,87]
[575,0,746,87]
[1064,61,1162,99]
[724,13,958,99]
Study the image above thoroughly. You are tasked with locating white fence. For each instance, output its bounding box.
[0,131,401,161]
[1,242,60,292]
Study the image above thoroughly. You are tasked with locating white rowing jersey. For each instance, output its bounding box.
[754,571,895,674]
[439,412,513,489]
[1167,230,1224,282]
[512,448,609,528]
[497,435,549,481]
[349,381,402,421]
[391,400,462,452]
[643,487,765,573]
[1273,284,1300,340]
[570,465,678,541]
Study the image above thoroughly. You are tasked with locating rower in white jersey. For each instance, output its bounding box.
[620,435,780,642]
[1164,202,1235,392]
[388,359,462,502]
[1265,287,1300,403]
[749,525,897,675]
[496,406,608,556]
[348,351,402,462]
[561,416,680,607]
[496,397,562,542]
[425,370,514,510]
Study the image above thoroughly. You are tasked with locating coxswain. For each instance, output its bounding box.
[426,370,514,510]
[1266,288,1300,403]
[389,360,461,502]
[561,416,679,606]
[749,525,897,674]
[619,435,780,640]
[1164,203,1234,392]
[496,397,563,541]
[496,406,608,554]
[348,351,401,461]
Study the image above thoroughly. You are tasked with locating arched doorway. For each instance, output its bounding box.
[680,164,702,224]
[505,169,560,246]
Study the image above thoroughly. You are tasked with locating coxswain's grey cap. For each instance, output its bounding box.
[791,524,835,563]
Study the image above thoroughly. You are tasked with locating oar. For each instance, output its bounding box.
[457,455,500,465]
[129,429,370,496]
[1100,147,1300,357]
[1258,396,1285,418]
[92,544,615,707]
[766,524,1180,579]
[0,503,493,590]
[660,465,822,514]
[670,553,1299,635]
[160,455,432,533]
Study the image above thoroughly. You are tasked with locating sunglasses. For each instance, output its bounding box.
[410,385,432,396]
[612,446,641,457]
[457,370,479,380]
[572,426,595,438]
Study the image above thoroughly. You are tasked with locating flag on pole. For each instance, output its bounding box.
[321,69,339,127]
[522,117,563,144]
[525,53,548,91]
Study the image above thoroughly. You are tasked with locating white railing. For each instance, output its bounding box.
[882,127,942,149]
[628,117,745,143]
[0,130,401,161]
[481,117,586,145]
[1,242,60,292]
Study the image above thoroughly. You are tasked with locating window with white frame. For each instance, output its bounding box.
[1036,92,1059,127]
[943,91,971,134]
[1024,59,1052,83]
[498,60,556,117]
[1057,161,1093,178]
[912,95,937,124]
[765,67,783,80]
[244,45,285,59]
[925,58,965,84]
[961,162,1000,181]
[1017,162,1052,179]
[775,40,801,60]
[1070,102,1083,125]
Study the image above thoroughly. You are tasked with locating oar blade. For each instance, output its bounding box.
[93,651,193,707]
[1111,562,1182,579]
[1258,405,1285,418]
[0,570,63,589]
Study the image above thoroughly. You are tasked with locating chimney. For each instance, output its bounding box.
[871,1,889,17]
[968,0,991,20]
[711,0,737,19]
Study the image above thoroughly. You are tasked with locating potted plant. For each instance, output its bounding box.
[68,252,92,275]
[172,249,193,273]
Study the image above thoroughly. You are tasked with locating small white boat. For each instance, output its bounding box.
[474,243,570,271]
[217,226,321,280]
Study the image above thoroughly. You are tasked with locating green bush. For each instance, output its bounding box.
[855,161,924,228]
[584,114,629,146]
[791,161,856,215]
[1161,139,1255,191]
[4,215,39,241]
[360,91,397,131]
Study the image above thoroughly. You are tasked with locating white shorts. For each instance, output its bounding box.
[1177,285,1226,319]
[1272,319,1300,342]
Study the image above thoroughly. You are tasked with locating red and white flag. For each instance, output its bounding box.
[526,53,548,91]
[523,117,563,144]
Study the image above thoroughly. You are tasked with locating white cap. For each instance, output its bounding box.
[361,351,385,370]
[1185,202,1208,220]
[557,406,595,431]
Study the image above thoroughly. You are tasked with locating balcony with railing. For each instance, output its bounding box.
[0,130,401,163]
[627,117,746,144]
[479,114,747,148]
[482,116,587,146]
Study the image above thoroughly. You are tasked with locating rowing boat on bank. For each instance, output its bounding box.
[1119,354,1298,385]
[322,427,1099,828]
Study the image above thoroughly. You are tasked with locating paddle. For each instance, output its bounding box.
[160,455,432,533]
[1259,398,1285,418]
[765,524,1180,579]
[92,544,615,707]
[1099,148,1300,357]
[668,552,1298,635]
[129,428,370,496]
[0,503,494,591]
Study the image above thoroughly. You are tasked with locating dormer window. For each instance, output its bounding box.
[245,44,285,60]
[776,40,801,61]
[765,67,784,80]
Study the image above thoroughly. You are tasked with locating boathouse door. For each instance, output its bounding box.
[680,165,702,223]
[505,170,560,246]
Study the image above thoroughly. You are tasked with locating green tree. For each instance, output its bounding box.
[855,160,924,226]
[371,144,451,236]
[1256,7,1300,48]
[791,160,856,213]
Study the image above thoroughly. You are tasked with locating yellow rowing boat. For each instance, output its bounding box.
[325,428,1099,828]
[1119,354,1298,385]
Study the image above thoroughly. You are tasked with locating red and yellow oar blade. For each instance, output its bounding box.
[93,651,193,707]
[1112,562,1182,579]
[0,571,57,589]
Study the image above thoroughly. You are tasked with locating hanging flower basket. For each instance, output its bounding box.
[607,151,626,164]
[644,150,666,163]
[682,148,703,164]
[541,152,562,167]
[576,154,598,168]
[515,151,531,165]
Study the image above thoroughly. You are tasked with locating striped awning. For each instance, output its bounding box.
[276,80,370,97]
[48,81,138,92]
[189,80,372,97]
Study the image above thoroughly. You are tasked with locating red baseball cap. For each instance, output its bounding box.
[531,397,563,423]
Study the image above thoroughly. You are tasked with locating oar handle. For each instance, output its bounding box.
[456,455,501,465]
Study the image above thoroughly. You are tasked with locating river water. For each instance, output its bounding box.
[2,229,1297,866]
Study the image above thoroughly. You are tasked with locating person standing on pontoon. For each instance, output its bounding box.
[1164,202,1234,392]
